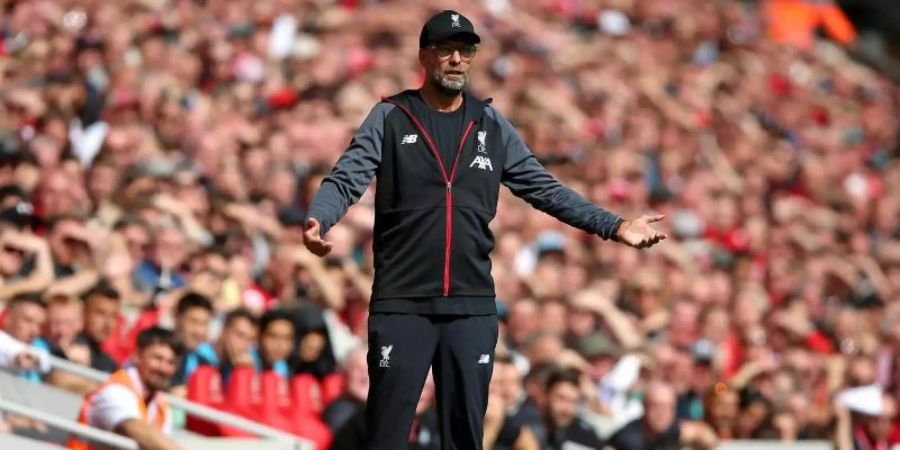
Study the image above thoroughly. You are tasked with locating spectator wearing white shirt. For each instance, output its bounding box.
[0,329,50,373]
[2,294,48,382]
[68,327,182,450]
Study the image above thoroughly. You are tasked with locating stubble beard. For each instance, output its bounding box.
[430,67,468,97]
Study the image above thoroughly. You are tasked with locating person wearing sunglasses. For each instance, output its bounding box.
[304,9,666,450]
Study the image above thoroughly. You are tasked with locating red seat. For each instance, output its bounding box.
[185,366,225,436]
[258,371,294,433]
[292,412,332,450]
[218,366,261,437]
[289,374,322,416]
[321,373,344,407]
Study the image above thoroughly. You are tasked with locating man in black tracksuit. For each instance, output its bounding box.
[303,10,666,450]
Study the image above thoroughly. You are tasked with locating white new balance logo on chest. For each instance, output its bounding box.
[401,134,418,144]
[470,155,493,171]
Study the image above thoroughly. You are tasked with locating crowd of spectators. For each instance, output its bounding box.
[1,0,899,449]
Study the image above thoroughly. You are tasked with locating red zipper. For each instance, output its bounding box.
[445,121,475,295]
[381,98,475,296]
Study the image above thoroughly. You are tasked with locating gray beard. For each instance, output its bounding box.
[430,70,468,96]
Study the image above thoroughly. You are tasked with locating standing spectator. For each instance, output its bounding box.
[68,327,182,450]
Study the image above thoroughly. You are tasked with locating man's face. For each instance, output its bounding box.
[6,303,46,343]
[546,381,581,429]
[260,319,294,364]
[136,343,177,392]
[120,224,149,263]
[151,227,187,270]
[420,39,476,96]
[221,317,257,357]
[175,306,211,351]
[344,349,369,402]
[49,219,88,266]
[47,301,82,347]
[84,296,120,342]
[508,300,538,346]
[492,362,523,407]
[644,383,677,434]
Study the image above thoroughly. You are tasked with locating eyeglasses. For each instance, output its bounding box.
[429,44,477,60]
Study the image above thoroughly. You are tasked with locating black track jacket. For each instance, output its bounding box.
[307,90,624,314]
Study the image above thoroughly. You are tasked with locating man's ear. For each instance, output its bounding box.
[418,49,427,68]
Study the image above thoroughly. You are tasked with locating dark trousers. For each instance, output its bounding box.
[364,313,499,450]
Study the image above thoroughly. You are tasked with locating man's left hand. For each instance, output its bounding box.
[615,215,667,249]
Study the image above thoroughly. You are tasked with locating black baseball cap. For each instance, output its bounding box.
[419,10,481,49]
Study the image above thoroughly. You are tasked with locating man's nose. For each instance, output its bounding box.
[448,50,463,64]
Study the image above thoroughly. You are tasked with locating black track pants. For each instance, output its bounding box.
[363,313,499,450]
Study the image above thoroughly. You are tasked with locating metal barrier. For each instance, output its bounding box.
[0,398,138,449]
[47,355,313,450]
[719,442,833,450]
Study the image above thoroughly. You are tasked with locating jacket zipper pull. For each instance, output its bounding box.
[447,182,452,192]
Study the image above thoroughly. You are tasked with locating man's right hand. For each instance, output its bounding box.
[303,218,334,257]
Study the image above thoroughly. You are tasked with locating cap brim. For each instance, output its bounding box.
[426,31,481,46]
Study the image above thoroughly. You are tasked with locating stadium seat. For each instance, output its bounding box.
[289,374,322,415]
[218,366,261,437]
[185,366,225,436]
[320,373,344,407]
[258,370,294,432]
[292,411,332,450]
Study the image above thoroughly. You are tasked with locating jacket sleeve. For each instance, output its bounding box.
[494,109,624,240]
[306,103,393,236]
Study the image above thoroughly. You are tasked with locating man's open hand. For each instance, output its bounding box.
[616,214,667,249]
[303,218,334,257]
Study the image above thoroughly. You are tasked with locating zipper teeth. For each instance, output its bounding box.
[444,187,452,296]
[444,121,475,296]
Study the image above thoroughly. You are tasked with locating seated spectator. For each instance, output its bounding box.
[0,328,49,373]
[253,308,295,377]
[485,354,540,450]
[48,281,121,394]
[42,294,84,354]
[0,226,54,300]
[171,292,215,389]
[68,327,183,450]
[195,307,257,385]
[607,380,718,450]
[322,346,369,431]
[133,225,188,293]
[542,367,605,450]
[3,294,48,382]
[289,305,337,380]
[42,214,92,279]
[331,371,439,450]
[59,280,121,372]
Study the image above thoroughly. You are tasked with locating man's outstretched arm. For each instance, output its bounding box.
[494,109,665,247]
[304,103,393,255]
